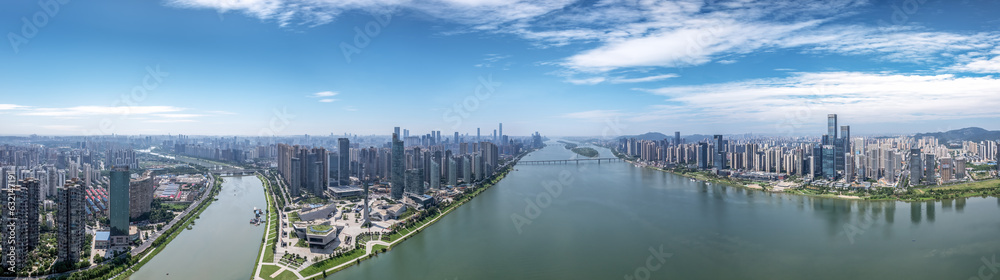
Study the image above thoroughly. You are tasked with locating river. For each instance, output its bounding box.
[325,140,1000,280]
[129,175,266,280]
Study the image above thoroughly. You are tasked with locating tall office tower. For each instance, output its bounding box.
[827,114,838,141]
[109,165,130,237]
[289,157,302,197]
[811,146,824,178]
[697,143,709,169]
[339,138,351,186]
[923,154,936,183]
[394,127,400,138]
[499,123,503,141]
[430,161,440,190]
[463,156,472,183]
[327,152,339,187]
[454,132,460,144]
[713,135,725,170]
[675,131,681,145]
[477,128,481,142]
[822,145,836,180]
[129,172,154,219]
[436,131,442,145]
[909,148,922,185]
[473,153,483,181]
[448,157,457,186]
[405,168,423,195]
[1,177,41,272]
[300,147,328,196]
[56,179,85,263]
[390,134,405,200]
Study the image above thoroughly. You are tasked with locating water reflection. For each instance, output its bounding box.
[910,203,921,224]
[925,201,935,223]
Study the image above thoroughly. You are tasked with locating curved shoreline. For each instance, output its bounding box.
[605,145,1000,202]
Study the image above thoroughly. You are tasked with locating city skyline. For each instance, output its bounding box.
[3,1,1000,136]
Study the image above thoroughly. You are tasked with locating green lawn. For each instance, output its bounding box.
[258,264,297,280]
[298,247,366,276]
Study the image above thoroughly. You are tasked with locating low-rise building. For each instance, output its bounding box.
[291,221,344,249]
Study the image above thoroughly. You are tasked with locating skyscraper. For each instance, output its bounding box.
[827,114,837,140]
[56,179,85,263]
[674,131,681,145]
[339,138,350,186]
[909,148,922,185]
[713,135,725,170]
[448,157,457,186]
[129,172,154,219]
[1,177,40,272]
[55,179,87,262]
[109,165,130,238]
[499,123,503,142]
[430,160,441,190]
[697,143,709,169]
[405,168,423,195]
[477,128,481,142]
[391,133,405,200]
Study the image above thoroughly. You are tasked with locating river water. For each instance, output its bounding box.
[129,175,266,280]
[325,140,1000,280]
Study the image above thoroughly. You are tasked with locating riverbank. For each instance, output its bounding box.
[605,144,1000,202]
[288,149,533,279]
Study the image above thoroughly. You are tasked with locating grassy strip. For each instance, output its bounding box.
[251,172,280,278]
[298,247,367,276]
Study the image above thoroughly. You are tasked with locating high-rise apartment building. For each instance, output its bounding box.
[56,179,85,263]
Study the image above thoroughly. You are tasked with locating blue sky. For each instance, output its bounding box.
[2,0,1000,137]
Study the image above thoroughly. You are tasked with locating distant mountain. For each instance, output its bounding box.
[620,132,669,141]
[913,127,1000,143]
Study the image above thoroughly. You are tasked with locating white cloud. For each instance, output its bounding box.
[611,74,678,84]
[312,91,339,97]
[947,55,1000,73]
[319,99,338,103]
[566,77,606,85]
[0,104,27,110]
[636,72,1000,125]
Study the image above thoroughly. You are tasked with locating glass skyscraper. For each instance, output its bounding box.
[109,165,130,237]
